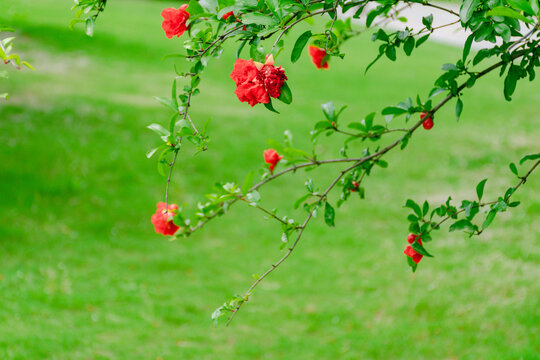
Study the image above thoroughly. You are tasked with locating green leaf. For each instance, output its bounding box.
[449,219,476,232]
[241,171,254,195]
[277,82,293,104]
[509,162,518,175]
[476,178,488,201]
[154,96,178,111]
[264,99,279,113]
[146,146,163,159]
[242,12,278,26]
[188,0,205,16]
[147,123,170,137]
[422,201,429,217]
[405,199,422,218]
[462,34,474,62]
[246,190,261,205]
[411,241,434,257]
[519,153,540,164]
[381,106,408,116]
[486,6,534,23]
[291,30,312,63]
[422,14,434,29]
[455,98,463,121]
[321,102,336,121]
[482,209,497,229]
[460,0,481,23]
[294,193,312,209]
[507,0,535,15]
[403,36,415,56]
[406,256,418,272]
[324,202,335,227]
[385,45,396,61]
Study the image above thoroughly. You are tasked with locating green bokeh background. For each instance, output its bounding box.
[1,0,539,359]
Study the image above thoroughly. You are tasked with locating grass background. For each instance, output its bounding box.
[1,0,540,359]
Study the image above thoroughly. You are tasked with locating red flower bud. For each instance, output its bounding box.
[351,181,359,192]
[420,112,434,130]
[222,11,235,20]
[264,149,283,173]
[151,202,180,236]
[308,45,329,69]
[161,4,189,39]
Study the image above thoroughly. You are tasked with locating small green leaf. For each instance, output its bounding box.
[405,199,422,218]
[482,209,497,230]
[509,162,518,175]
[455,98,463,121]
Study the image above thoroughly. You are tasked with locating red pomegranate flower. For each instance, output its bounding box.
[404,233,423,264]
[230,59,269,106]
[161,4,190,39]
[230,55,287,106]
[264,149,283,173]
[151,202,180,236]
[308,46,329,69]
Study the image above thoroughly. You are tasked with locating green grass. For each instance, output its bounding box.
[1,0,540,359]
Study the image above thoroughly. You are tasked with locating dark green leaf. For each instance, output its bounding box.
[411,241,434,257]
[519,153,540,164]
[455,98,463,121]
[291,31,312,63]
[264,99,279,113]
[324,202,335,227]
[509,162,518,175]
[277,82,293,104]
[476,178,488,201]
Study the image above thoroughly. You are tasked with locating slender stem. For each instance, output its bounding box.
[226,160,358,326]
[165,150,179,209]
[508,24,540,52]
[325,0,340,51]
[186,25,243,59]
[420,1,459,16]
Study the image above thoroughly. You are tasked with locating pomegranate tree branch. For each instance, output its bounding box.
[222,43,538,325]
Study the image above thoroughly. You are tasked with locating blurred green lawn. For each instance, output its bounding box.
[1,0,540,359]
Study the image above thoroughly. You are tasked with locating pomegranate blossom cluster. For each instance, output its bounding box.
[230,55,288,106]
